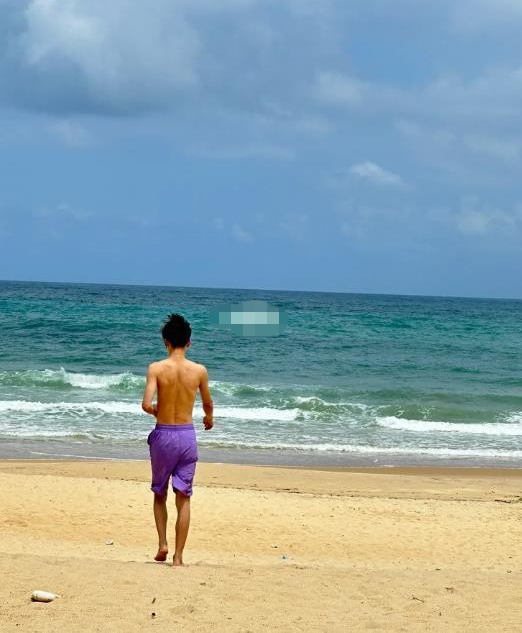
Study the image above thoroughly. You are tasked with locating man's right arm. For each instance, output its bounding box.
[199,366,214,430]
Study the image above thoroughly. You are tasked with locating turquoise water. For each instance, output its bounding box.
[0,280,521,465]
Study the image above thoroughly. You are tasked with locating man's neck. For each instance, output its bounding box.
[168,348,186,358]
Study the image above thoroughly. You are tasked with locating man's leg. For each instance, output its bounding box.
[153,492,169,561]
[173,491,190,566]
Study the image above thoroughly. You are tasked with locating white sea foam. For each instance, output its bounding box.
[294,396,330,404]
[377,415,522,436]
[504,412,522,424]
[217,406,298,421]
[210,380,271,395]
[0,400,141,414]
[0,368,143,390]
[199,439,522,459]
[0,428,103,439]
[61,370,141,390]
[0,400,299,421]
[292,396,370,411]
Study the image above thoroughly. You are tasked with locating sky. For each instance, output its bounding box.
[1,0,522,298]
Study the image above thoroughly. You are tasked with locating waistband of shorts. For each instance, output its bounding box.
[154,423,194,431]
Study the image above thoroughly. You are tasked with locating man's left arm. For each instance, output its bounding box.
[141,364,158,416]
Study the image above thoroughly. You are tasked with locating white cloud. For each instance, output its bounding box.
[456,209,505,235]
[255,104,333,138]
[0,0,339,119]
[463,135,520,162]
[455,198,516,235]
[393,118,521,191]
[396,118,522,167]
[1,0,522,136]
[313,71,364,107]
[395,119,456,148]
[51,119,92,147]
[349,161,406,188]
[6,0,202,114]
[232,223,254,242]
[314,64,522,126]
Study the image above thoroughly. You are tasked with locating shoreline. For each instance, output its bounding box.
[1,438,522,470]
[2,457,522,479]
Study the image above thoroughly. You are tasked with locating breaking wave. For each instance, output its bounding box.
[377,415,522,436]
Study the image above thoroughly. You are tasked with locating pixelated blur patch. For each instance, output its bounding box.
[209,300,288,337]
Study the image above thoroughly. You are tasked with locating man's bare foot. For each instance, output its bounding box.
[172,556,185,567]
[154,545,168,562]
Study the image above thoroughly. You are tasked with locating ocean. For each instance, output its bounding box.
[0,280,521,467]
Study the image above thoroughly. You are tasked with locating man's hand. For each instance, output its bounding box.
[142,403,158,417]
[203,414,214,430]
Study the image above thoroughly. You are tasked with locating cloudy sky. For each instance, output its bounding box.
[1,0,522,298]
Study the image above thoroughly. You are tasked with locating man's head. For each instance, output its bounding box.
[161,313,192,350]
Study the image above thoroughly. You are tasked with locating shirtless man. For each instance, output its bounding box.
[142,313,214,566]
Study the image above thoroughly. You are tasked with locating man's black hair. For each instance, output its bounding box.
[161,313,192,348]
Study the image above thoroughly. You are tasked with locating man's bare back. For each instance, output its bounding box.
[143,356,213,427]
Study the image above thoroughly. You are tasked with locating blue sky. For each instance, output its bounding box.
[1,0,522,298]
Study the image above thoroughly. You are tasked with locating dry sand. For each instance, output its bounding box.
[0,460,521,632]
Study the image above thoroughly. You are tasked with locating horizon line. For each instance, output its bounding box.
[1,277,521,303]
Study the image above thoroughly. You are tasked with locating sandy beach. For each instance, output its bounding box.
[0,460,521,632]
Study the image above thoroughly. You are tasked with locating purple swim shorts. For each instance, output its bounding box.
[147,423,198,497]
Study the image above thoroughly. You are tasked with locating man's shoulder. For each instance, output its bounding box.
[147,359,166,372]
[186,359,207,376]
[186,359,206,370]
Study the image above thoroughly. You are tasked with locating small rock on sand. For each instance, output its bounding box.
[31,591,60,603]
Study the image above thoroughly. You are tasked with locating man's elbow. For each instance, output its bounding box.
[141,401,150,413]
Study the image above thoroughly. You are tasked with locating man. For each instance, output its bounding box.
[142,313,214,566]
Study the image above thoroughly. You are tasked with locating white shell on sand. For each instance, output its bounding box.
[31,590,60,602]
